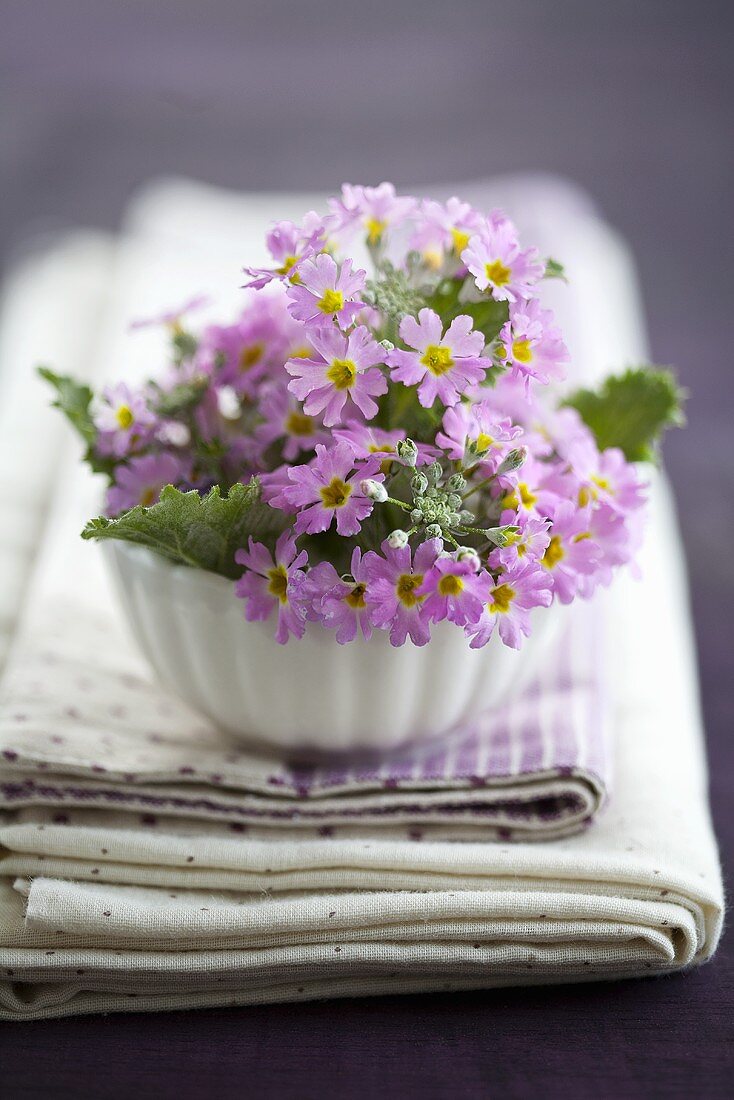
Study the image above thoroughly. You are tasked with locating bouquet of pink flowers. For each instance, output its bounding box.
[42,183,683,650]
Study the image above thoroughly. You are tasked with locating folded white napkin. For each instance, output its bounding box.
[0,586,609,843]
[0,177,723,1019]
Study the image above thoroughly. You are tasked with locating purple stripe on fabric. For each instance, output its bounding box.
[583,611,608,781]
[550,618,581,770]
[450,723,482,780]
[486,720,512,777]
[417,737,452,781]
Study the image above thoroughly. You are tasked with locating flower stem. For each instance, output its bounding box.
[461,474,496,502]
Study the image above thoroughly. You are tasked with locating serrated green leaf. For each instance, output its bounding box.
[82,479,290,578]
[38,366,96,445]
[563,366,686,462]
[38,367,116,476]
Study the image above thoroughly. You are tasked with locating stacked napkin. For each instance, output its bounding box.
[0,177,723,1019]
[0,592,608,846]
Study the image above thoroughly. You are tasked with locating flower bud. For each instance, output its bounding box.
[447,472,466,492]
[411,471,429,495]
[360,478,388,503]
[427,461,443,484]
[456,546,481,572]
[483,524,519,547]
[497,447,528,475]
[387,529,409,549]
[396,438,418,467]
[448,493,462,510]
[380,339,395,352]
[425,524,443,540]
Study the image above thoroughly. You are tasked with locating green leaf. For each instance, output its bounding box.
[563,366,686,462]
[543,257,567,281]
[38,367,116,476]
[380,382,444,437]
[171,329,199,363]
[82,479,290,579]
[151,376,209,418]
[425,280,509,344]
[38,367,96,446]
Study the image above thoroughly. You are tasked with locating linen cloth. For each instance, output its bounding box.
[0,177,723,1018]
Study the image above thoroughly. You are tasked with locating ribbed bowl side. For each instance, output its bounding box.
[105,543,563,752]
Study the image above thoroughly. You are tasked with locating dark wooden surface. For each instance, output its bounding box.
[1,2,732,1095]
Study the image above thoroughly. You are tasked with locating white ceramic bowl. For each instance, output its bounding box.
[105,541,563,753]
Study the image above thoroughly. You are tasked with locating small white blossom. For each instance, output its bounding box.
[156,421,191,447]
[217,385,241,421]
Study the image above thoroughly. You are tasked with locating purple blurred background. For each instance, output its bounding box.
[1,1,732,1094]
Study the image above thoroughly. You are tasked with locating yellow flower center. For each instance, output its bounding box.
[501,530,527,559]
[267,565,289,603]
[502,482,537,511]
[290,345,313,359]
[115,404,134,430]
[396,573,424,608]
[318,288,345,314]
[365,217,387,244]
[423,249,444,271]
[511,338,533,363]
[451,227,470,254]
[579,475,611,507]
[240,343,264,370]
[278,255,301,283]
[489,582,515,613]
[285,411,315,437]
[320,477,352,509]
[475,432,495,452]
[140,486,157,507]
[420,344,454,376]
[438,574,464,597]
[367,442,396,474]
[326,358,357,390]
[345,582,367,609]
[485,259,512,287]
[543,535,565,568]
